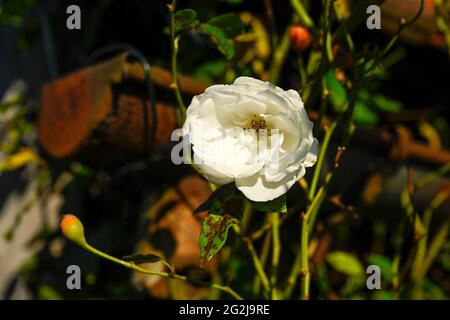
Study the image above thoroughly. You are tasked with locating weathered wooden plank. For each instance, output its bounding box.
[38,53,207,161]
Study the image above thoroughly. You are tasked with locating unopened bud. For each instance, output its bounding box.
[289,26,313,52]
[60,214,86,246]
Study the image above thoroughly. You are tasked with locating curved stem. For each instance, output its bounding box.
[83,243,243,300]
[380,0,424,57]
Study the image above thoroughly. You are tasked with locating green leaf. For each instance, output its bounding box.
[325,70,348,112]
[202,23,235,60]
[38,285,62,300]
[364,60,386,78]
[194,183,244,217]
[372,290,394,300]
[122,253,162,264]
[193,59,228,82]
[326,251,364,277]
[353,100,379,125]
[250,194,287,213]
[372,94,403,113]
[175,9,198,31]
[221,0,243,5]
[367,254,392,282]
[200,214,238,263]
[207,13,244,38]
[164,9,199,35]
[422,278,448,299]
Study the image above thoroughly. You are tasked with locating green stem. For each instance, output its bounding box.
[270,212,281,299]
[290,0,315,28]
[420,208,450,279]
[308,119,338,201]
[410,190,449,297]
[246,237,271,294]
[392,254,401,299]
[322,0,334,63]
[239,200,253,235]
[414,162,450,190]
[83,243,243,300]
[332,1,354,52]
[299,213,310,299]
[284,243,301,298]
[253,231,271,297]
[169,0,186,125]
[380,0,424,57]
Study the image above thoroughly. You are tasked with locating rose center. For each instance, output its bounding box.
[244,114,272,134]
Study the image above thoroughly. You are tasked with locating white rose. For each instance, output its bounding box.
[183,76,318,202]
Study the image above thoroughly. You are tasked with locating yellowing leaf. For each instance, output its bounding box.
[0,148,44,172]
[418,121,442,149]
[235,12,270,75]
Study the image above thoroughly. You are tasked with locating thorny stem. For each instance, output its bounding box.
[288,0,423,301]
[294,78,359,299]
[83,242,244,300]
[168,0,186,125]
[313,0,333,135]
[308,119,339,201]
[299,212,310,300]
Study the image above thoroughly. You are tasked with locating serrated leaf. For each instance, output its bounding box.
[202,23,235,60]
[250,194,287,213]
[207,13,244,38]
[194,183,244,217]
[200,214,237,263]
[325,70,348,112]
[326,251,364,277]
[122,253,162,264]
